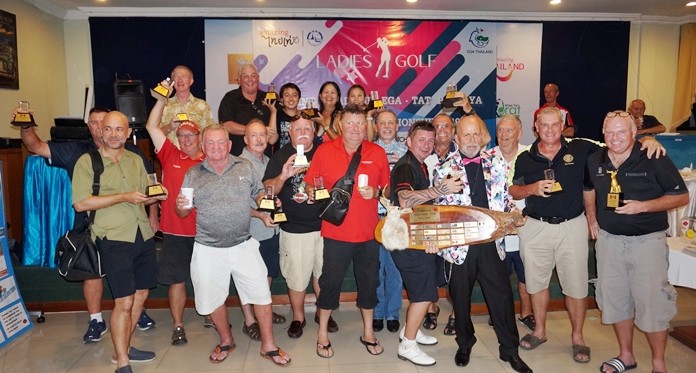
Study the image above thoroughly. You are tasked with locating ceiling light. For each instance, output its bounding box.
[406,0,418,3]
[550,0,562,5]
[687,2,696,6]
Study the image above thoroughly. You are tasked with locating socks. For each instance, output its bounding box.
[90,312,103,323]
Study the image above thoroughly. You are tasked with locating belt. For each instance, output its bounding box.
[527,215,574,224]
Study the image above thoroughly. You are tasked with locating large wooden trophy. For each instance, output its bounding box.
[375,199,525,251]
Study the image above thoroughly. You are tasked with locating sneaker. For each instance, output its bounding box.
[110,346,156,364]
[399,325,438,345]
[137,311,156,331]
[83,319,108,343]
[203,315,216,329]
[115,365,133,373]
[397,339,436,366]
[171,326,188,345]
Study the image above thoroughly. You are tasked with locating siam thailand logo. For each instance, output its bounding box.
[307,30,323,46]
[469,28,489,48]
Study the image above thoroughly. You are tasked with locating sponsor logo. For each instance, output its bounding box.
[495,99,521,117]
[307,30,323,46]
[258,28,300,48]
[496,57,526,82]
[563,154,574,163]
[469,27,490,48]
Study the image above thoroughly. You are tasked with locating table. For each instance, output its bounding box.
[667,237,696,350]
[666,174,696,237]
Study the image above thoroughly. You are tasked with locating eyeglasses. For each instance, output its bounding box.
[606,111,631,118]
[177,133,199,139]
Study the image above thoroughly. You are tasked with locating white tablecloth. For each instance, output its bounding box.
[667,237,696,289]
[667,175,696,237]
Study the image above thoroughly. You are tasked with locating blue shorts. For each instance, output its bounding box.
[505,251,526,284]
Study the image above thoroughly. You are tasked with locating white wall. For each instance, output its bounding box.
[63,19,93,119]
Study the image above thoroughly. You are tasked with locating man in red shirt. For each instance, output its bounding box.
[533,83,575,137]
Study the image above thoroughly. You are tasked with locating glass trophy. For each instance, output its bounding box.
[258,185,276,212]
[302,99,320,118]
[606,170,624,210]
[146,173,166,197]
[151,77,172,102]
[293,144,309,167]
[11,101,37,127]
[368,91,384,110]
[441,82,459,108]
[544,169,563,193]
[265,82,277,101]
[313,176,330,201]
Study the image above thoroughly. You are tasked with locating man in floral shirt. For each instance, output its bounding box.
[432,114,532,373]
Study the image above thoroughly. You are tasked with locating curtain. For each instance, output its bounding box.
[672,23,696,130]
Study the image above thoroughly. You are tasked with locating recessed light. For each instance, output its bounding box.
[550,0,562,5]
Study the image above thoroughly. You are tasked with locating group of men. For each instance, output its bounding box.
[16,66,684,373]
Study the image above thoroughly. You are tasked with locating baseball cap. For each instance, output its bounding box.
[176,121,201,134]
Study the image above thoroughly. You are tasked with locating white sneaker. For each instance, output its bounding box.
[399,325,438,345]
[397,338,436,366]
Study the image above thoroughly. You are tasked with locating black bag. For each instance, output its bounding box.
[319,145,361,226]
[56,150,105,281]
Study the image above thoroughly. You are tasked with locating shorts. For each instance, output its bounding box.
[157,234,195,285]
[316,238,379,310]
[259,233,280,278]
[97,228,157,299]
[190,238,271,315]
[595,230,677,332]
[519,214,588,298]
[391,249,439,302]
[505,250,526,284]
[279,229,323,291]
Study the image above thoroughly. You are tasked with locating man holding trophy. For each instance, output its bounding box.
[584,111,687,373]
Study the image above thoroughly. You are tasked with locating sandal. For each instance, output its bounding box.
[572,344,591,363]
[242,322,261,341]
[518,314,536,331]
[209,344,235,363]
[600,357,637,372]
[443,315,456,335]
[272,312,287,324]
[519,333,547,350]
[359,336,384,356]
[260,348,291,366]
[316,341,334,358]
[422,305,440,330]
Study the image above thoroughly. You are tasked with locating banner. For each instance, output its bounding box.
[206,20,541,143]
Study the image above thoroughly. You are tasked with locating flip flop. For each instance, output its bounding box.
[260,348,291,366]
[519,333,547,350]
[316,341,334,358]
[359,336,384,355]
[599,357,637,372]
[209,344,235,363]
[572,344,591,363]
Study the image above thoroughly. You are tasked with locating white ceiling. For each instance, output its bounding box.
[25,0,696,21]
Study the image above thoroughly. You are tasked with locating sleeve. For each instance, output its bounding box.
[565,109,575,128]
[583,157,596,191]
[47,142,78,168]
[126,143,154,173]
[377,148,390,189]
[72,153,94,204]
[391,163,416,197]
[262,150,283,182]
[653,156,688,195]
[511,154,527,186]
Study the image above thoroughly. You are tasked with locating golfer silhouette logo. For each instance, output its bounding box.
[375,37,391,78]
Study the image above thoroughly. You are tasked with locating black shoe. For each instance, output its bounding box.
[287,319,306,339]
[488,317,494,327]
[454,347,471,367]
[500,354,533,373]
[314,313,339,333]
[386,319,400,333]
[373,319,384,332]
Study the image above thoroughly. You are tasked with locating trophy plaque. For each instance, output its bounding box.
[151,78,172,102]
[258,186,276,212]
[544,169,563,193]
[11,101,37,127]
[302,99,320,118]
[174,113,189,123]
[272,206,288,223]
[265,82,277,101]
[146,173,167,197]
[606,170,624,209]
[368,91,384,110]
[293,144,309,167]
[375,204,524,251]
[313,176,330,201]
[441,82,459,109]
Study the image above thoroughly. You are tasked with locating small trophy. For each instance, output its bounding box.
[265,82,277,101]
[11,101,37,127]
[302,99,320,118]
[151,78,172,103]
[368,91,384,110]
[606,170,624,209]
[544,169,563,193]
[272,205,288,223]
[146,173,167,197]
[258,185,276,212]
[441,82,459,109]
[174,113,189,123]
[293,144,309,167]
[313,176,330,201]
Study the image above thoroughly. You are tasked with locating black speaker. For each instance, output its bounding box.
[114,80,147,125]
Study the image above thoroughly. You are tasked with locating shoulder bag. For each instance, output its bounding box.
[319,145,362,226]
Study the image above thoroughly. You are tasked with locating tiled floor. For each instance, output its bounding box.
[2,287,696,373]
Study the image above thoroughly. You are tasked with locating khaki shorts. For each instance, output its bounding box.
[595,230,677,332]
[279,230,323,292]
[190,239,271,315]
[519,214,588,298]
